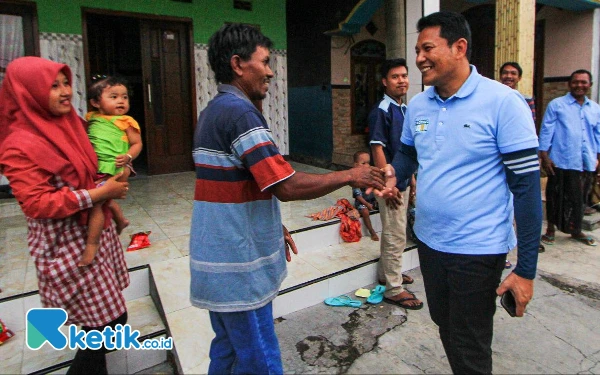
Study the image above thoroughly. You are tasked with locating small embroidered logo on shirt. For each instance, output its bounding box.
[415,119,429,132]
[463,124,471,128]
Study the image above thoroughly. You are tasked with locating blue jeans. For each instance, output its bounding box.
[208,302,283,375]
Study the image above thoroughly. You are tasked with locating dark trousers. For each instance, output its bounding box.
[546,168,595,234]
[67,311,128,375]
[418,241,506,374]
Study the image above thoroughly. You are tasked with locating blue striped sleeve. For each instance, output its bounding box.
[503,147,542,280]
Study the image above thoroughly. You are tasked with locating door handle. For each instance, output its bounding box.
[147,83,152,108]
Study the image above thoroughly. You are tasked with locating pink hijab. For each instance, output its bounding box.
[0,57,100,222]
[0,57,98,191]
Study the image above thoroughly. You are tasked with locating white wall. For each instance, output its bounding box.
[406,0,440,102]
[537,7,594,78]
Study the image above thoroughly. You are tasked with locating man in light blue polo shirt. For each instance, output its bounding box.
[378,11,542,374]
[539,69,600,247]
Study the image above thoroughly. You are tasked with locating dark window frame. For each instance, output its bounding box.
[0,0,40,67]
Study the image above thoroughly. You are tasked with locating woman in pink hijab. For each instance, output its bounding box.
[0,57,130,374]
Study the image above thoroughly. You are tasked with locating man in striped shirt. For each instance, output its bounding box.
[379,12,542,374]
[190,24,385,374]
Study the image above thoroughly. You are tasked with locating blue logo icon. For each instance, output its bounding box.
[26,308,172,351]
[26,308,68,350]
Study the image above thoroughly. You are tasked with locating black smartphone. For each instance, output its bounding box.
[500,292,517,317]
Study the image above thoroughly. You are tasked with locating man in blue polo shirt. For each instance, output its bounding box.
[369,58,422,309]
[378,11,542,374]
[539,69,600,247]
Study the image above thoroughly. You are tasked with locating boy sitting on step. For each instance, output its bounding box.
[352,151,379,241]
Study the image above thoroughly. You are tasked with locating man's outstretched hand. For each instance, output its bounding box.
[367,164,398,199]
[348,166,386,191]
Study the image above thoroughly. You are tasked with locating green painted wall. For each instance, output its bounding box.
[30,0,287,48]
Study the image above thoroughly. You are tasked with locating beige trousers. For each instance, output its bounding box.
[376,189,409,298]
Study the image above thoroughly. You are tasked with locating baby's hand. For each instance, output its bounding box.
[115,154,130,168]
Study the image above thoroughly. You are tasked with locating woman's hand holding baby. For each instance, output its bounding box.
[103,173,129,199]
[88,172,129,203]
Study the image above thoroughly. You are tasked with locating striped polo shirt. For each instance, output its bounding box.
[189,84,295,312]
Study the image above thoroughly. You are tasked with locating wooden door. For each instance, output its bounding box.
[141,20,194,175]
[463,5,495,79]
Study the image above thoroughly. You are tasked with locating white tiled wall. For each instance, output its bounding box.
[122,268,150,301]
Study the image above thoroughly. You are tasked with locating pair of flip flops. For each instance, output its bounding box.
[323,285,388,308]
[366,285,386,304]
[383,294,424,310]
[542,233,598,247]
[541,234,555,245]
[324,295,362,308]
[572,235,597,246]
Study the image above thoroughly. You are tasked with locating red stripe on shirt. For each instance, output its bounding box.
[194,179,273,203]
[240,141,273,159]
[249,155,295,190]
[195,163,238,171]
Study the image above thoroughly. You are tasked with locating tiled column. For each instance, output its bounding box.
[385,0,406,59]
[495,0,536,98]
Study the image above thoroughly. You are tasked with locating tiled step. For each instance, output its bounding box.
[582,211,600,231]
[0,268,169,375]
[149,215,419,374]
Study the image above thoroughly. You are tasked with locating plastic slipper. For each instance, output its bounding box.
[367,285,386,304]
[402,274,414,285]
[324,295,362,308]
[355,288,371,298]
[572,236,597,247]
[541,234,555,245]
[384,296,424,310]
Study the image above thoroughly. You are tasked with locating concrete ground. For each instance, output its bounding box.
[274,222,600,374]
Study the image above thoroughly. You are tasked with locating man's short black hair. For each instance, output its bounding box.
[208,23,273,84]
[380,58,408,79]
[417,11,472,61]
[500,62,523,77]
[570,69,593,83]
